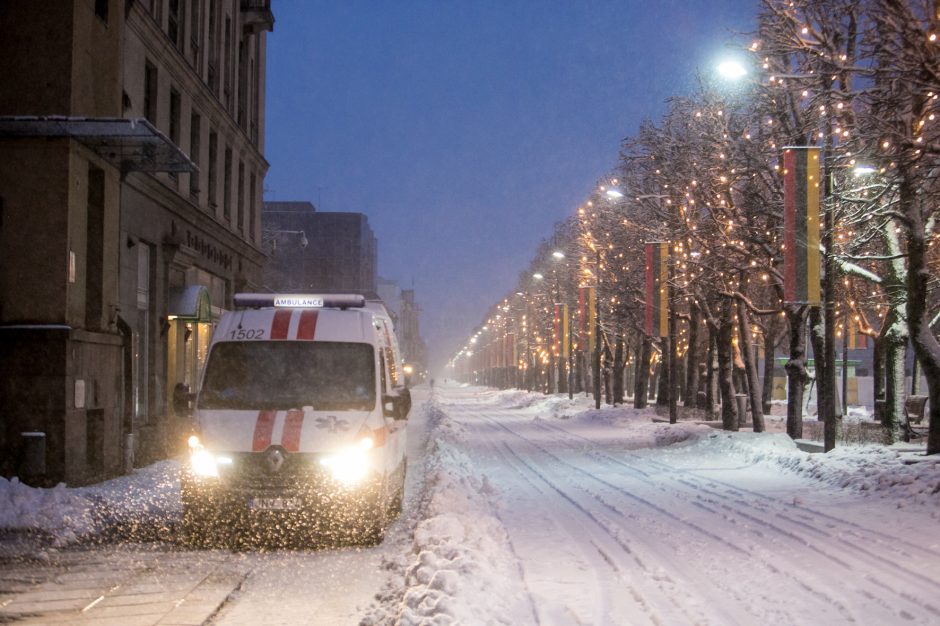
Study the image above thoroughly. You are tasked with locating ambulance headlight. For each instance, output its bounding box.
[190,448,219,478]
[320,437,374,486]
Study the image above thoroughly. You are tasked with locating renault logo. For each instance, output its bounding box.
[265,448,285,473]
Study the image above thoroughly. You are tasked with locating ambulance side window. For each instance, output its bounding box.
[379,348,388,393]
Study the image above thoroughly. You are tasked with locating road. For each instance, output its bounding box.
[1,384,939,625]
[437,386,940,625]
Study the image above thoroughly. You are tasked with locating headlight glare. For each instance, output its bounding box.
[190,448,219,477]
[320,439,373,485]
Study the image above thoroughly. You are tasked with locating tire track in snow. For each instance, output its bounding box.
[472,412,753,626]
[478,424,690,625]
[529,418,940,623]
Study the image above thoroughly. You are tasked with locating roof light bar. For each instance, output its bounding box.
[234,293,366,309]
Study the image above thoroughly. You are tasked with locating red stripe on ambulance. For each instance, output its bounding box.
[252,410,276,451]
[270,309,292,339]
[282,409,304,452]
[297,310,318,340]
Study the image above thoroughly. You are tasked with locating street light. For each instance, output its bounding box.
[717,59,748,79]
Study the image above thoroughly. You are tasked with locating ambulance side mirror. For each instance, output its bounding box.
[382,390,410,420]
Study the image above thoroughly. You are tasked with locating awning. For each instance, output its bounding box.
[0,116,195,173]
[168,285,212,323]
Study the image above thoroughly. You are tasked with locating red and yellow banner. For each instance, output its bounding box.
[783,146,821,304]
[847,318,868,350]
[645,242,668,337]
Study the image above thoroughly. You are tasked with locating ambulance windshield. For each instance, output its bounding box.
[198,341,376,411]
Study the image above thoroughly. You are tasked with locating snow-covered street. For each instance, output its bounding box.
[2,383,940,625]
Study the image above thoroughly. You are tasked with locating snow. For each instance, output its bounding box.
[2,383,939,625]
[0,460,179,545]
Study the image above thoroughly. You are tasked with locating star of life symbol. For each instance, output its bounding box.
[314,415,350,433]
[265,448,285,473]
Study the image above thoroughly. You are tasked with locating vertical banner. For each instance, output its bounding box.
[847,318,867,350]
[645,242,668,337]
[783,146,821,304]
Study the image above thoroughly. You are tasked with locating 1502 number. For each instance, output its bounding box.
[229,328,265,340]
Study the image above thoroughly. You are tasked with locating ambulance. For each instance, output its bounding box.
[181,293,410,544]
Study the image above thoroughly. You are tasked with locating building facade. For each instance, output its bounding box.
[375,278,427,379]
[0,0,274,484]
[262,201,378,297]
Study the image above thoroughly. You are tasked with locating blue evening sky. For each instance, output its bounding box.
[264,1,757,370]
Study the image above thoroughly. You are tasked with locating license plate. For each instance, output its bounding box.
[247,496,302,511]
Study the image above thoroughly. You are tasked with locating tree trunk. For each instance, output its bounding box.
[762,318,779,416]
[669,312,679,424]
[655,343,668,406]
[705,326,718,419]
[737,292,765,432]
[784,305,808,440]
[613,336,625,405]
[685,303,701,407]
[718,299,738,431]
[883,337,906,444]
[634,336,652,409]
[901,175,940,455]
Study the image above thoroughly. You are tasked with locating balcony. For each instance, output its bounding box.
[241,0,274,34]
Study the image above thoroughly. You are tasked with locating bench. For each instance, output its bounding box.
[905,395,929,425]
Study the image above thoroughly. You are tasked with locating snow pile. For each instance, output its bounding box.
[673,431,940,506]
[0,460,181,544]
[0,477,95,544]
[367,400,533,626]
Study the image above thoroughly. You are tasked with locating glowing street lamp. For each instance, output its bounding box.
[717,59,748,80]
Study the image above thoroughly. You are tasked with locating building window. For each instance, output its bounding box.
[169,89,181,145]
[169,89,181,183]
[135,243,152,419]
[168,0,182,50]
[95,0,109,23]
[189,112,201,200]
[224,16,232,110]
[223,146,232,222]
[86,165,105,330]
[208,0,219,93]
[238,39,248,129]
[190,0,201,69]
[237,160,245,233]
[144,61,157,124]
[249,173,257,240]
[208,130,218,209]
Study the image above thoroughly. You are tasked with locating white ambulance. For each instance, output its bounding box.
[181,293,410,544]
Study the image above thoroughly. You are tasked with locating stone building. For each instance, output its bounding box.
[262,201,378,298]
[0,0,274,484]
[376,278,427,378]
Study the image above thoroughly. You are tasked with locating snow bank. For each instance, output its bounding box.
[0,460,180,545]
[670,430,940,506]
[0,477,95,544]
[365,400,533,626]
